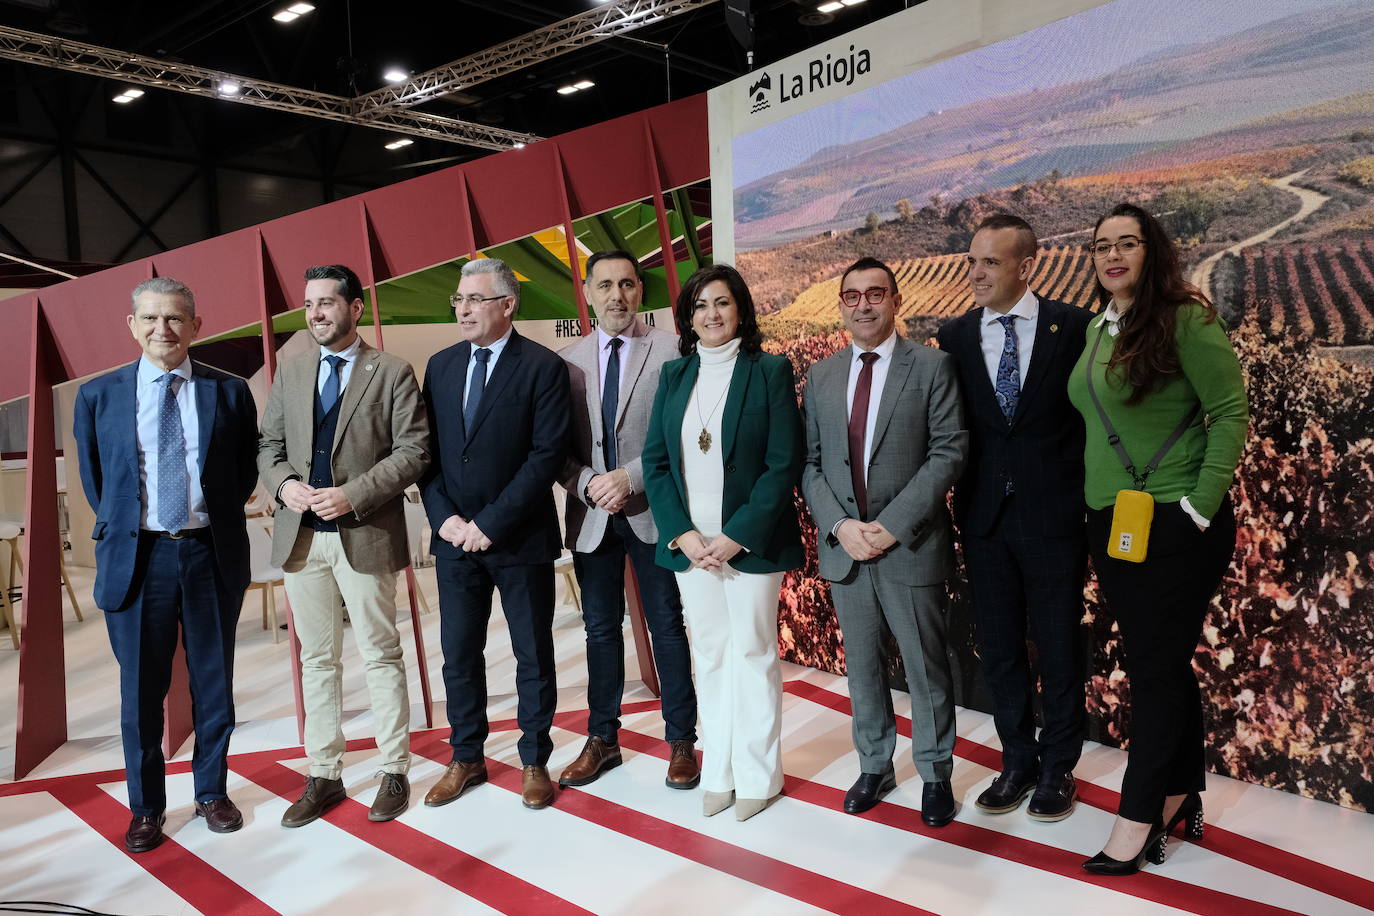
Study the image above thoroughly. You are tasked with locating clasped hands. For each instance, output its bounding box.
[677,530,743,571]
[586,469,632,514]
[280,480,353,521]
[438,514,492,552]
[836,519,898,562]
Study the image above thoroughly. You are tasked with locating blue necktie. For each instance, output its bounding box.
[465,347,491,431]
[602,337,622,470]
[157,373,189,532]
[320,355,344,415]
[994,314,1020,423]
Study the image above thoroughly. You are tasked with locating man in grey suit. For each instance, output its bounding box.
[556,250,699,790]
[800,256,968,827]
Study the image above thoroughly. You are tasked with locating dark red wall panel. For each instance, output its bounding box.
[258,199,370,316]
[39,260,153,383]
[361,169,475,280]
[153,228,265,338]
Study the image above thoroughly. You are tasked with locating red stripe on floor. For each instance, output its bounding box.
[408,732,932,916]
[229,750,589,916]
[784,679,1374,911]
[49,782,278,916]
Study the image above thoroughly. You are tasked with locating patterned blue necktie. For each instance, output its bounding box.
[994,314,1020,423]
[157,373,189,532]
[320,355,344,415]
[602,337,622,470]
[465,347,491,431]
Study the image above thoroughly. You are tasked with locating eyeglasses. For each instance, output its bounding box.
[1091,238,1145,258]
[839,286,891,307]
[450,293,508,309]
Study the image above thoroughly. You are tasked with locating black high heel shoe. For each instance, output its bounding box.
[1082,818,1168,876]
[1163,792,1205,840]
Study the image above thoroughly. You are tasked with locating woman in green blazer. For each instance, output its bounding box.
[642,264,804,822]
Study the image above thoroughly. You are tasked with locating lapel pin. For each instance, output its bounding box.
[365,364,374,371]
[1050,324,1059,333]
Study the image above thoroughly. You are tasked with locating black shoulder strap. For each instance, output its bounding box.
[1084,320,1199,490]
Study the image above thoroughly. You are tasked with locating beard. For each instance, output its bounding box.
[311,316,355,347]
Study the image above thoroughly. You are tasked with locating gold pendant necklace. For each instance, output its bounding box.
[698,428,712,453]
[695,376,730,454]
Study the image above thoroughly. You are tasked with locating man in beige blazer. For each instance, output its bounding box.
[556,250,698,790]
[258,264,430,827]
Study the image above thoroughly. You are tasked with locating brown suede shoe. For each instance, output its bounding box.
[521,765,555,810]
[194,797,243,833]
[124,813,166,853]
[368,773,410,822]
[558,736,623,787]
[424,760,487,807]
[666,739,701,790]
[280,776,346,828]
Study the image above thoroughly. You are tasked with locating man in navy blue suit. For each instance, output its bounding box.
[73,277,258,853]
[419,257,571,811]
[936,214,1093,822]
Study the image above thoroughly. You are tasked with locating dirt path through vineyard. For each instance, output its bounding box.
[1192,169,1331,298]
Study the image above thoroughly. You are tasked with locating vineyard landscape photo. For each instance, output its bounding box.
[730,0,1374,810]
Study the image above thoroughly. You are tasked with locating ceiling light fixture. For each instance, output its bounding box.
[272,3,314,23]
[557,85,578,95]
[841,0,867,5]
[574,79,594,90]
[513,142,526,149]
[816,1,844,11]
[113,87,145,103]
[272,10,299,22]
[383,66,409,83]
[217,79,241,96]
[384,138,414,150]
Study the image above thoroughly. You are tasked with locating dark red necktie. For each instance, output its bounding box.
[848,351,879,520]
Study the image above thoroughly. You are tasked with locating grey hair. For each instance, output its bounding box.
[131,277,196,316]
[460,257,520,312]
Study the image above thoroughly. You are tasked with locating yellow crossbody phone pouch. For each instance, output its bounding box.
[1084,322,1199,564]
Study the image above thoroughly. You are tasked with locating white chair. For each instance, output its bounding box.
[244,484,274,519]
[0,521,20,649]
[246,522,285,643]
[555,552,581,614]
[402,500,433,614]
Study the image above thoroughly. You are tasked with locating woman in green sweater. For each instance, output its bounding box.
[1067,203,1248,875]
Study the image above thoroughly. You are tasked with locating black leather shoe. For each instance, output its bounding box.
[1028,772,1077,822]
[975,768,1039,814]
[1163,792,1205,839]
[1083,819,1167,875]
[843,769,897,814]
[125,813,166,853]
[281,776,347,828]
[920,780,957,827]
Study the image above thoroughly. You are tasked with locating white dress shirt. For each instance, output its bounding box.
[597,326,634,398]
[315,334,361,398]
[979,286,1039,388]
[135,355,207,531]
[845,330,898,481]
[464,326,513,412]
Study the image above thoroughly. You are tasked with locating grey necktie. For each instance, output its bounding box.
[157,373,188,532]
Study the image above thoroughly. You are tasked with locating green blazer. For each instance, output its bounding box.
[642,348,804,574]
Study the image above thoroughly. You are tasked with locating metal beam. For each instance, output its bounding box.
[354,0,720,115]
[0,24,540,151]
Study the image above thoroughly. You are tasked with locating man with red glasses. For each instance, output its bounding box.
[801,256,968,827]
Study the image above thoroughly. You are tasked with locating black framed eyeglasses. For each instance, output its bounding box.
[1090,238,1145,258]
[450,293,508,309]
[840,286,890,307]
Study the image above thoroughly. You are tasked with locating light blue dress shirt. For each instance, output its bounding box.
[136,356,207,531]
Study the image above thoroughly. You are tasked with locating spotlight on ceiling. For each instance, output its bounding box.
[556,85,578,95]
[816,1,844,11]
[513,142,526,149]
[574,79,595,90]
[384,138,415,150]
[383,66,409,84]
[217,79,241,96]
[558,80,595,96]
[272,2,314,22]
[113,87,145,103]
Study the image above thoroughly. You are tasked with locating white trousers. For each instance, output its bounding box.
[675,564,785,799]
[283,530,410,778]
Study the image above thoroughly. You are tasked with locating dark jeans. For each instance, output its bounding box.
[436,553,556,766]
[1088,496,1236,823]
[573,515,697,744]
[105,533,242,817]
[964,496,1088,777]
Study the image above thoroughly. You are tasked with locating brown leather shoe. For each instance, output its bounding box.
[368,773,410,822]
[521,765,555,810]
[124,814,166,853]
[424,760,487,807]
[280,776,346,828]
[558,736,623,787]
[666,739,701,790]
[194,797,243,833]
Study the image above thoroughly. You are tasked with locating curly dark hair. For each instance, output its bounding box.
[673,264,764,357]
[1092,202,1215,405]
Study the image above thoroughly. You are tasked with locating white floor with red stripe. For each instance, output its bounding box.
[1,562,1370,916]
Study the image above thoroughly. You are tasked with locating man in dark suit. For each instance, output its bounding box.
[800,257,968,827]
[556,250,698,790]
[936,214,1093,822]
[420,257,571,810]
[73,277,258,853]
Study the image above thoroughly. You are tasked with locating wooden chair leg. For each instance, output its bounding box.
[2,596,17,650]
[267,583,280,644]
[60,552,82,621]
[405,567,435,729]
[257,584,267,629]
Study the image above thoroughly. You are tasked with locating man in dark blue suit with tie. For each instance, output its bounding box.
[420,257,571,811]
[73,277,258,852]
[936,214,1093,822]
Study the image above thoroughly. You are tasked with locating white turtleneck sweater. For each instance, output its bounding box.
[680,337,740,538]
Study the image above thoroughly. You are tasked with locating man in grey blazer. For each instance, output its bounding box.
[556,250,699,790]
[258,264,430,827]
[800,256,968,827]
